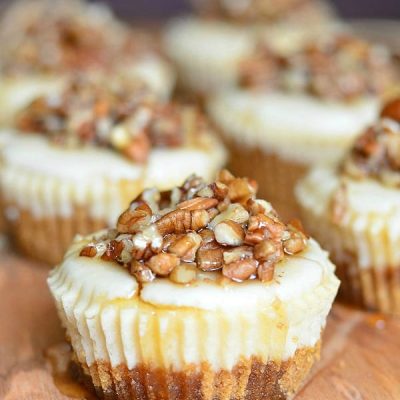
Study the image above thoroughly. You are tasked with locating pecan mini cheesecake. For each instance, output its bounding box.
[164,0,337,96]
[296,98,400,314]
[48,171,339,400]
[0,76,225,264]
[208,34,399,220]
[0,0,174,126]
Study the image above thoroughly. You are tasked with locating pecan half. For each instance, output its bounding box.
[156,209,210,235]
[117,202,152,233]
[177,197,218,211]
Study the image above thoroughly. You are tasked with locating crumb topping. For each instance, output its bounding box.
[0,0,155,75]
[239,35,397,101]
[80,171,308,284]
[16,76,208,163]
[192,0,310,22]
[340,98,400,187]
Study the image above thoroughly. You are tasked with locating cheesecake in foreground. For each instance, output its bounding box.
[48,171,339,399]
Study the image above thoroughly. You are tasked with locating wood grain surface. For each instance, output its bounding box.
[0,251,399,400]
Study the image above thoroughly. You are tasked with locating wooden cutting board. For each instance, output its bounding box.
[1,251,399,400]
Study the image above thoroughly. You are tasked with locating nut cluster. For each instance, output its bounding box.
[341,98,400,187]
[0,0,146,75]
[194,0,309,22]
[16,76,207,163]
[80,171,308,284]
[240,35,397,101]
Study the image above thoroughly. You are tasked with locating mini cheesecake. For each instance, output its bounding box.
[164,0,337,96]
[0,76,225,264]
[0,0,174,126]
[296,99,400,314]
[208,34,399,220]
[48,171,339,400]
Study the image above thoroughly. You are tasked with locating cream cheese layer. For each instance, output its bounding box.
[48,236,339,370]
[296,167,400,269]
[208,90,379,165]
[164,18,256,92]
[0,132,226,223]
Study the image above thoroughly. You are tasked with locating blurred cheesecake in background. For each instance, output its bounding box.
[208,33,399,220]
[164,0,340,96]
[0,74,226,264]
[0,0,175,127]
[48,171,339,400]
[296,98,400,314]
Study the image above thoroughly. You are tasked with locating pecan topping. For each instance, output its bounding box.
[80,171,308,283]
[341,100,400,188]
[239,35,398,101]
[15,76,209,163]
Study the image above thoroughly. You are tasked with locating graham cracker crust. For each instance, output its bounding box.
[70,344,320,400]
[222,135,307,222]
[5,203,106,265]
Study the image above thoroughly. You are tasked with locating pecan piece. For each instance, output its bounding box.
[169,263,197,284]
[197,246,224,271]
[214,220,244,246]
[210,204,249,228]
[177,197,218,211]
[283,230,307,255]
[101,240,125,261]
[222,259,258,282]
[130,260,155,283]
[156,209,209,235]
[146,253,180,276]
[80,245,97,258]
[117,202,152,233]
[168,232,202,262]
[254,240,283,263]
[381,98,400,123]
[228,177,257,203]
[257,262,275,282]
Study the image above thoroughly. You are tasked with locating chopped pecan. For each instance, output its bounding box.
[80,245,97,258]
[228,177,257,203]
[169,263,197,284]
[222,259,258,282]
[210,204,249,228]
[257,262,275,282]
[130,260,155,283]
[380,98,400,123]
[197,246,224,271]
[168,232,202,262]
[117,202,152,233]
[223,246,253,264]
[210,182,229,200]
[254,240,283,263]
[177,197,218,211]
[101,240,125,261]
[146,253,180,276]
[283,230,307,255]
[214,220,244,246]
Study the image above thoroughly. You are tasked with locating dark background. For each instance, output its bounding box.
[89,0,400,19]
[1,0,399,19]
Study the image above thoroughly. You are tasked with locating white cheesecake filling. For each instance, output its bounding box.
[48,237,339,370]
[0,132,226,223]
[296,167,400,269]
[164,18,256,92]
[208,90,379,165]
[164,17,342,93]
